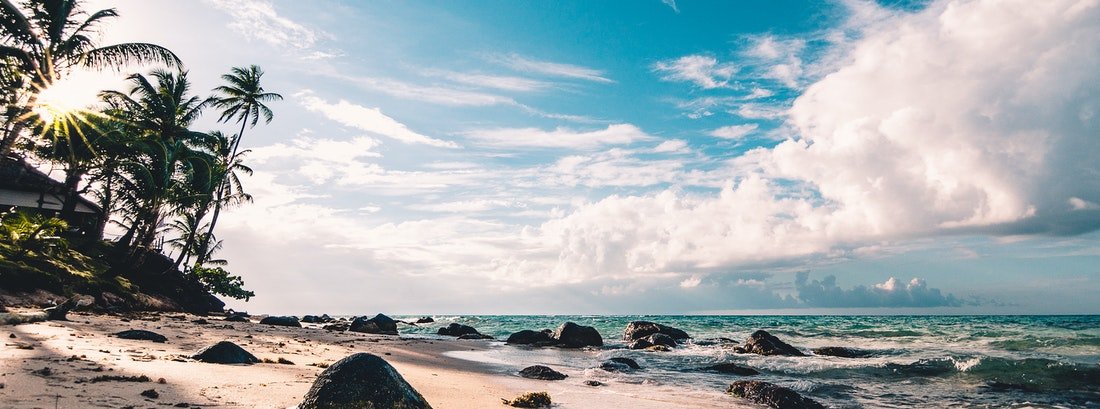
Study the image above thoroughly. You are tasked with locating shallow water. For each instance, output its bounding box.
[389,315,1100,408]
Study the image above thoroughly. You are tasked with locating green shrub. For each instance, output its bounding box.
[191,265,254,301]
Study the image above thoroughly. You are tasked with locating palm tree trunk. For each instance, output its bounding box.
[59,168,85,225]
[172,206,209,271]
[0,122,26,156]
[196,120,248,265]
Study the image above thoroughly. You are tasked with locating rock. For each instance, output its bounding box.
[437,323,482,337]
[259,316,301,327]
[629,333,677,349]
[299,353,432,409]
[694,337,739,346]
[645,345,671,352]
[301,315,322,323]
[812,346,872,358]
[599,357,641,372]
[191,319,209,325]
[191,341,260,364]
[349,314,399,335]
[551,322,603,348]
[584,380,603,387]
[623,321,691,342]
[140,388,159,399]
[224,315,248,322]
[322,323,350,332]
[519,365,568,380]
[726,380,825,409]
[416,316,434,324]
[43,297,78,321]
[736,330,805,356]
[457,333,493,340]
[506,329,558,346]
[702,363,760,376]
[8,333,15,338]
[114,330,167,343]
[502,391,552,408]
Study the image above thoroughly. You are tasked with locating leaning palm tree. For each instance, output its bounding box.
[195,65,279,265]
[0,0,181,155]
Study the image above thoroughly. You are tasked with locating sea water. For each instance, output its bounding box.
[389,315,1100,408]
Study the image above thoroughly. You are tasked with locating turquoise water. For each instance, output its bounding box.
[388,315,1100,408]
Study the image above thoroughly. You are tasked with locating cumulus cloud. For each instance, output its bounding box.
[792,272,961,308]
[710,124,759,139]
[296,91,459,148]
[463,124,654,150]
[654,55,737,89]
[530,0,1100,278]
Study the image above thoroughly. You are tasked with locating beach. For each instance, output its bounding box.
[0,310,747,408]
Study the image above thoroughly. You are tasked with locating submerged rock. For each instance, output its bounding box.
[726,380,825,409]
[114,329,167,343]
[599,357,641,372]
[701,363,760,376]
[623,321,691,342]
[629,333,677,350]
[735,330,805,356]
[457,333,494,340]
[259,316,301,327]
[551,322,603,348]
[437,323,481,337]
[506,330,558,346]
[192,341,260,364]
[812,346,873,358]
[415,316,435,324]
[300,353,432,409]
[519,365,568,380]
[349,314,399,335]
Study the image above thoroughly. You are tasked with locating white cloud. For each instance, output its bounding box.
[524,0,1100,278]
[679,274,701,288]
[661,0,680,13]
[710,124,759,139]
[296,91,459,148]
[203,0,319,49]
[329,72,518,107]
[463,124,654,150]
[409,199,524,213]
[653,55,737,89]
[652,139,690,154]
[744,36,806,88]
[494,54,613,83]
[425,70,551,92]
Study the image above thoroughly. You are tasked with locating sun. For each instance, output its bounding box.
[32,75,100,125]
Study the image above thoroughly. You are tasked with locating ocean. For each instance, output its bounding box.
[388,315,1100,408]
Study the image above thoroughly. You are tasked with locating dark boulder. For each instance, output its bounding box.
[702,363,760,376]
[259,316,301,327]
[735,330,805,356]
[437,323,481,337]
[323,323,350,332]
[629,333,677,350]
[192,341,260,364]
[551,322,603,348]
[349,314,399,335]
[301,315,322,323]
[224,315,249,322]
[726,380,825,409]
[599,357,641,372]
[519,365,568,380]
[114,329,167,343]
[623,321,690,342]
[43,297,79,321]
[458,333,494,340]
[812,346,873,358]
[299,353,432,409]
[506,330,558,346]
[416,316,435,324]
[584,380,603,387]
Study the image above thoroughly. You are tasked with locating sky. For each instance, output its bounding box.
[55,0,1100,314]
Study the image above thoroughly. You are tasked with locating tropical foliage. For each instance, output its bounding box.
[0,0,279,300]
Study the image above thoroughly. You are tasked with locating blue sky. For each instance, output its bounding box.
[66,0,1100,314]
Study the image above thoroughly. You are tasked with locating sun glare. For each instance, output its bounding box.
[32,76,99,124]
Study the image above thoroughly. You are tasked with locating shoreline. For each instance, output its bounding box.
[0,310,749,408]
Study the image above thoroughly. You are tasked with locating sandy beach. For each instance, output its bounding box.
[0,311,742,409]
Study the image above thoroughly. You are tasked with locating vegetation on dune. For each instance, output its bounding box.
[0,0,280,307]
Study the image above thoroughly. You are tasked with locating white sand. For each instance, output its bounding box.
[0,311,746,408]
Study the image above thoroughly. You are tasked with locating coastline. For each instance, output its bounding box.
[0,310,749,408]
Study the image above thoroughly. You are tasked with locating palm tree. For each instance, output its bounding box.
[0,0,181,155]
[196,65,279,265]
[99,70,211,257]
